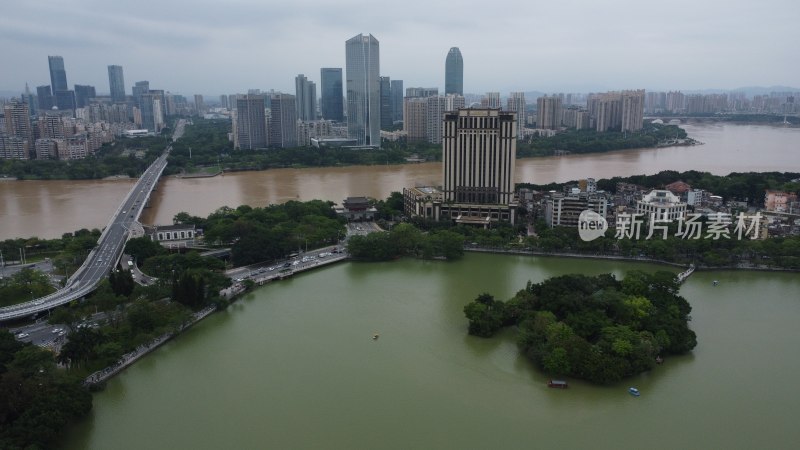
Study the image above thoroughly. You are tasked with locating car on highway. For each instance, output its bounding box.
[16,333,29,339]
[52,328,63,334]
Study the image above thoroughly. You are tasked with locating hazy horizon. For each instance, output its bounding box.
[1,0,798,97]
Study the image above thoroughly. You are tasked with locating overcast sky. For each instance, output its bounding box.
[1,0,797,97]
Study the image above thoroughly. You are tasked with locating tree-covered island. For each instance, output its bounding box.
[464,271,697,383]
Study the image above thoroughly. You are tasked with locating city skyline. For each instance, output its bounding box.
[1,0,798,96]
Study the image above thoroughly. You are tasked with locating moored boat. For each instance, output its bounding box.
[628,387,640,397]
[548,380,568,389]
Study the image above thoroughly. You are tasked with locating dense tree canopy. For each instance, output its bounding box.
[0,331,93,450]
[464,271,697,383]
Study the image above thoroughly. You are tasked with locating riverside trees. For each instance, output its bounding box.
[464,271,697,383]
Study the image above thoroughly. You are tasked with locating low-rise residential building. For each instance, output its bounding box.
[765,190,798,213]
[545,192,610,228]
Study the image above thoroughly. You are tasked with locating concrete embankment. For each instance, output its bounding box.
[84,305,216,387]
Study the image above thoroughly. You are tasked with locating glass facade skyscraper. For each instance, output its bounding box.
[108,65,126,103]
[379,76,392,130]
[345,33,380,147]
[445,47,463,95]
[48,56,68,93]
[320,68,344,122]
[390,79,403,122]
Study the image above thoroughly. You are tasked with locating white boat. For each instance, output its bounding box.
[629,387,640,397]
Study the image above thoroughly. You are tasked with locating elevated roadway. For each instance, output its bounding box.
[0,120,185,322]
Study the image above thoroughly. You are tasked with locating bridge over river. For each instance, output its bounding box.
[0,120,186,323]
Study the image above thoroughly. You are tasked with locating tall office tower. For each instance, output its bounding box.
[507,92,526,138]
[345,33,380,146]
[234,94,267,149]
[295,74,317,121]
[441,108,518,224]
[140,92,164,132]
[194,94,205,115]
[37,85,53,110]
[74,84,96,108]
[269,93,298,148]
[54,90,76,111]
[320,68,344,122]
[536,95,563,129]
[445,47,463,95]
[390,79,403,122]
[220,95,229,110]
[379,76,392,130]
[132,81,150,107]
[48,56,68,93]
[621,89,645,132]
[107,65,126,102]
[481,92,501,108]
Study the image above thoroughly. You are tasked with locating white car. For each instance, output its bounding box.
[16,333,29,339]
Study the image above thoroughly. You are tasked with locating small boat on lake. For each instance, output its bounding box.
[372,334,380,340]
[713,280,719,286]
[548,380,568,389]
[629,387,640,397]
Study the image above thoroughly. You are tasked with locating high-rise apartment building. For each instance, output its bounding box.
[269,93,297,148]
[345,33,380,146]
[234,94,267,150]
[74,84,96,108]
[194,94,205,115]
[406,87,438,98]
[107,65,126,103]
[295,74,317,121]
[507,92,526,138]
[220,95,229,110]
[481,92,501,108]
[441,108,518,223]
[320,68,344,122]
[445,47,463,95]
[621,90,645,132]
[379,76,392,130]
[48,56,68,93]
[537,95,563,129]
[390,79,403,122]
[2,99,32,159]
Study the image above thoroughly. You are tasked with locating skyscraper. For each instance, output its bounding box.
[48,56,68,93]
[345,33,380,146]
[445,47,463,95]
[379,76,392,130]
[269,93,297,148]
[74,84,96,108]
[107,65,126,103]
[441,108,518,223]
[234,94,267,150]
[194,94,205,115]
[295,74,317,121]
[320,68,344,122]
[36,85,53,110]
[390,79,403,122]
[132,81,150,107]
[506,92,526,138]
[537,95,563,130]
